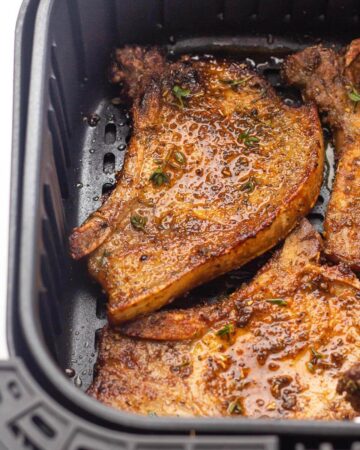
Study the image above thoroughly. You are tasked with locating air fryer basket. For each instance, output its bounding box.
[5,0,360,448]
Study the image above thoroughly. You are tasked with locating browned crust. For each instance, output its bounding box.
[283,40,360,271]
[70,50,324,324]
[88,220,360,419]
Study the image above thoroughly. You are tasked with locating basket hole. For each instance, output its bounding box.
[104,123,116,144]
[95,328,103,350]
[96,294,107,320]
[7,381,21,399]
[103,153,115,174]
[102,182,115,197]
[317,194,325,205]
[31,414,56,439]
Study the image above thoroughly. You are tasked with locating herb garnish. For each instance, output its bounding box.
[310,347,324,360]
[174,151,186,165]
[220,76,253,87]
[130,214,148,231]
[100,250,111,266]
[150,167,170,186]
[306,347,324,374]
[266,298,288,307]
[240,176,257,193]
[228,399,244,415]
[168,150,187,169]
[306,361,315,374]
[348,87,360,112]
[172,85,191,108]
[216,323,235,340]
[239,131,260,147]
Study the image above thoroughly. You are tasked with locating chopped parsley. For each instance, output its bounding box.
[172,85,191,108]
[348,87,360,112]
[306,361,315,374]
[310,347,324,360]
[228,399,244,415]
[240,177,257,193]
[150,168,170,186]
[266,298,288,307]
[239,131,260,147]
[216,323,235,340]
[174,151,186,165]
[130,214,148,231]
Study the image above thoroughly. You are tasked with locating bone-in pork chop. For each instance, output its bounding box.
[70,48,324,323]
[88,220,360,419]
[283,39,360,270]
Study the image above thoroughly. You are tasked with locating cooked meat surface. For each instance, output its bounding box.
[88,220,360,419]
[283,39,360,270]
[70,47,324,324]
[337,363,360,412]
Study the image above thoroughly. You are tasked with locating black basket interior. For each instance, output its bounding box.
[13,0,360,427]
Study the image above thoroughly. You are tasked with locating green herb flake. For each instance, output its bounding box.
[348,87,360,112]
[216,323,235,340]
[172,85,191,108]
[306,361,315,374]
[174,151,187,165]
[239,131,260,147]
[150,168,170,186]
[228,399,244,415]
[266,298,288,307]
[240,177,257,194]
[310,347,324,360]
[130,214,148,231]
[100,250,112,266]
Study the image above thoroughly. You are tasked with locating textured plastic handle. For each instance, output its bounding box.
[0,359,279,450]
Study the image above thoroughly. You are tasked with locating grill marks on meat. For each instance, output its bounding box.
[88,220,360,419]
[69,47,324,324]
[283,39,360,270]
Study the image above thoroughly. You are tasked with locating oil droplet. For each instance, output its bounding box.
[74,376,82,388]
[89,148,95,154]
[93,196,99,201]
[168,35,176,44]
[118,144,126,151]
[76,182,83,189]
[65,368,75,378]
[118,121,126,127]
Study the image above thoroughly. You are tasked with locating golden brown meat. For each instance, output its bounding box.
[283,39,360,270]
[70,48,324,324]
[88,220,360,419]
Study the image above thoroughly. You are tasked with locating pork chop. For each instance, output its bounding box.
[88,220,360,419]
[283,39,360,270]
[70,48,324,324]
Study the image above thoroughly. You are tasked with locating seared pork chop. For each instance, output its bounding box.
[70,48,324,324]
[88,220,360,419]
[283,39,360,270]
